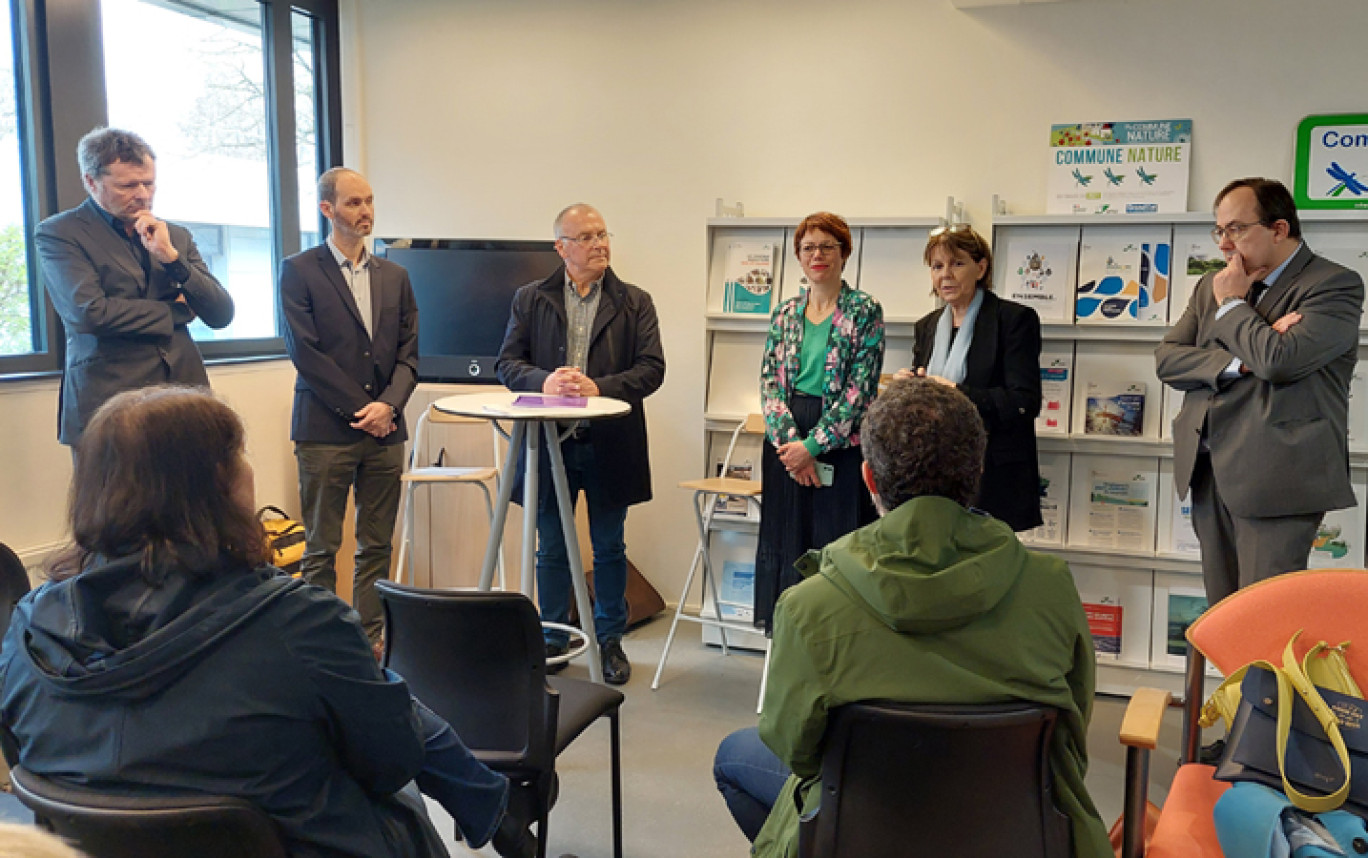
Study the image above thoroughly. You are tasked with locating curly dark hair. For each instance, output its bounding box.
[862,377,986,510]
[52,386,269,582]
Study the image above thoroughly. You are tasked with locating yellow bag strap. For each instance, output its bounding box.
[1277,632,1353,813]
[1304,640,1360,698]
[1199,640,1360,730]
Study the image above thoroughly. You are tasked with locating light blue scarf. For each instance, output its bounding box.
[926,288,984,384]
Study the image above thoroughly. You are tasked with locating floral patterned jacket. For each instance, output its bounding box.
[759,283,884,453]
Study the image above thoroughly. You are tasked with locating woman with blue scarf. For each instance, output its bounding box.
[903,225,1043,532]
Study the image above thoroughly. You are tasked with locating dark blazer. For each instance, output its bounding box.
[280,244,419,445]
[1156,242,1362,518]
[37,198,234,444]
[497,266,666,510]
[913,288,1043,531]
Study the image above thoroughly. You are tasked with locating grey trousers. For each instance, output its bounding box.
[1190,453,1323,605]
[295,437,406,641]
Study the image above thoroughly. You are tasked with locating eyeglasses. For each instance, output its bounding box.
[929,223,974,237]
[1210,221,1267,244]
[559,231,612,247]
[798,242,841,257]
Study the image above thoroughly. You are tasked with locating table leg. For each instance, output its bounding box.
[478,419,525,591]
[544,422,604,683]
[519,420,542,599]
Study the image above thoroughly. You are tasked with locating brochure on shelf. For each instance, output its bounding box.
[1084,380,1146,437]
[1036,343,1074,436]
[1150,572,1217,674]
[1307,471,1367,570]
[1082,597,1123,659]
[1087,469,1154,551]
[1070,563,1154,668]
[1157,461,1201,559]
[721,241,776,315]
[995,226,1078,324]
[1046,119,1192,215]
[1076,226,1172,325]
[1071,342,1163,438]
[1022,451,1070,546]
[708,225,786,315]
[1170,224,1223,324]
[718,561,756,623]
[1067,456,1158,553]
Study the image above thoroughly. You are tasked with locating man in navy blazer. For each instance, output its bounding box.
[37,127,234,445]
[280,167,418,644]
[1157,178,1363,602]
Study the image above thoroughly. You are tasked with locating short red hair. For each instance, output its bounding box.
[793,212,853,262]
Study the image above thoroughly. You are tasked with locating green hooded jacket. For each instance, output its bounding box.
[752,495,1111,858]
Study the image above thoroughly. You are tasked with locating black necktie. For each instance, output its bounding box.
[1248,280,1268,308]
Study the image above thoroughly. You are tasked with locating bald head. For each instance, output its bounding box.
[554,203,602,239]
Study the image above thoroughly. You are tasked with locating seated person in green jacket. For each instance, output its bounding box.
[713,377,1110,858]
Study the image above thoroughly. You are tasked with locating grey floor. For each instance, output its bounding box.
[428,615,1190,858]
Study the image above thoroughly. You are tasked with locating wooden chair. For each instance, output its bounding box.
[394,403,506,588]
[651,413,768,708]
[1118,568,1368,857]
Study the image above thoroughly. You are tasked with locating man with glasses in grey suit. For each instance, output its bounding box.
[1157,177,1364,603]
[38,127,234,446]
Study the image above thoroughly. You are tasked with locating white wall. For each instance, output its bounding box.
[342,0,1367,604]
[0,361,298,566]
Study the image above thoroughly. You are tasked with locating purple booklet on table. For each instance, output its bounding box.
[512,395,587,408]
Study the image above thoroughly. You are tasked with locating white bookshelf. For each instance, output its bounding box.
[1000,208,1368,695]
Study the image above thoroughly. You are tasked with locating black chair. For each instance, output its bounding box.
[376,580,623,858]
[9,765,288,858]
[0,540,31,642]
[797,701,1072,858]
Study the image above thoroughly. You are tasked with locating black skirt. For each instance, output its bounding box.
[753,393,876,631]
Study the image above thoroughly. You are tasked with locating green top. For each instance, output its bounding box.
[794,314,832,456]
[752,496,1110,858]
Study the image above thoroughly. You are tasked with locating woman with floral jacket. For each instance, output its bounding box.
[753,211,884,631]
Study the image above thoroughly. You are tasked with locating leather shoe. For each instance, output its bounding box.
[601,638,630,685]
[490,809,537,858]
[544,640,568,675]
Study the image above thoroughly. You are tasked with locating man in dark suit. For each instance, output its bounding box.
[280,167,418,644]
[37,127,234,446]
[1156,177,1364,602]
[497,204,665,685]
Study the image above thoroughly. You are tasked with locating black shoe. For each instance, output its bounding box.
[601,638,631,685]
[545,640,568,675]
[490,809,537,858]
[1198,738,1226,765]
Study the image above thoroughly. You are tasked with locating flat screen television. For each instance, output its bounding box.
[373,238,562,383]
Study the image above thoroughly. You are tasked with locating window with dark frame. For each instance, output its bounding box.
[0,0,340,378]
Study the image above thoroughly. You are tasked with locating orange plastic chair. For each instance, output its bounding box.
[1118,568,1368,857]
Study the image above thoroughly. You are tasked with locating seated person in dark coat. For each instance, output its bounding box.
[0,386,536,858]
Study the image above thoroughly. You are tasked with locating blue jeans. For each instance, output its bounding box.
[535,438,629,646]
[411,695,509,848]
[713,727,792,843]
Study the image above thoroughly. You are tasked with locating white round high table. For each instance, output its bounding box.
[433,391,631,684]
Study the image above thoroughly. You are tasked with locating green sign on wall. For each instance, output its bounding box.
[1295,113,1368,210]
